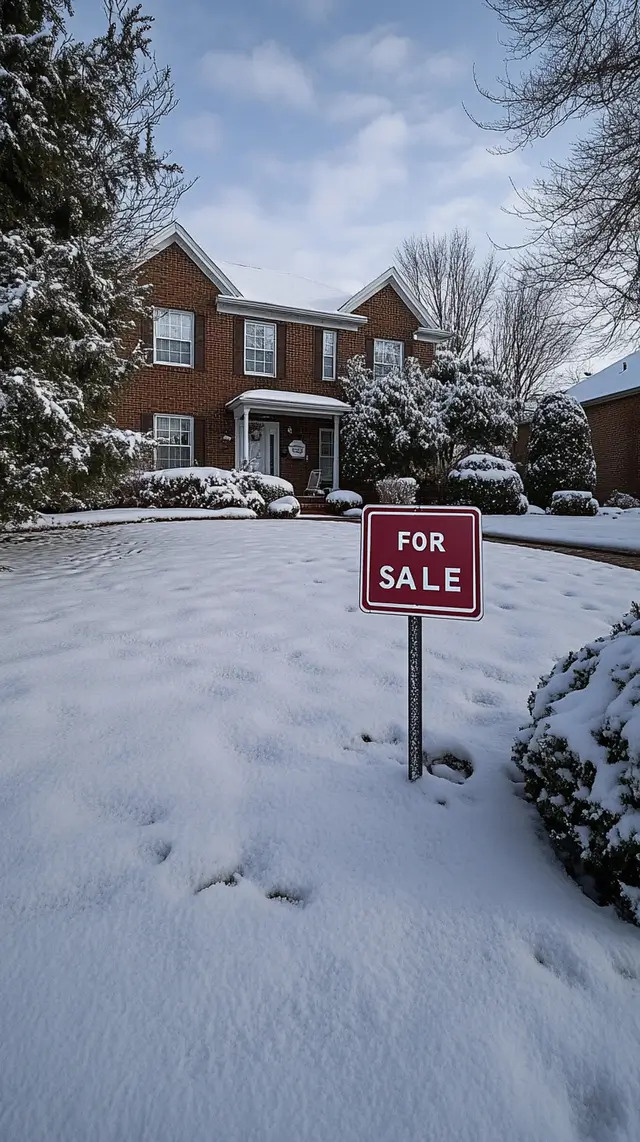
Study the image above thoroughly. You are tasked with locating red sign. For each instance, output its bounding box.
[360,505,483,620]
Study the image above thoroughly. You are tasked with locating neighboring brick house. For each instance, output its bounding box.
[115,222,449,496]
[565,354,640,501]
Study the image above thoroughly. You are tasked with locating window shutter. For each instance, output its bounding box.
[276,323,287,379]
[194,314,205,370]
[193,418,205,465]
[233,316,245,376]
[404,339,414,365]
[140,412,153,434]
[365,338,374,370]
[140,314,154,361]
[313,327,324,381]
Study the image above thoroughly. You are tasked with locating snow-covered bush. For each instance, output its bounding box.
[325,489,363,515]
[235,471,294,508]
[344,507,362,519]
[525,393,596,509]
[376,477,417,504]
[116,472,253,512]
[268,496,300,517]
[448,454,528,514]
[549,490,599,516]
[514,604,640,927]
[605,490,640,510]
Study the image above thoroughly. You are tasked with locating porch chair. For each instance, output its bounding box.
[304,469,326,497]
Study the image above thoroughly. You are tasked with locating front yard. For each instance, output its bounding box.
[1,521,639,1142]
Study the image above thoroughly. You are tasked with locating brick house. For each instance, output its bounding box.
[115,222,449,496]
[564,354,640,501]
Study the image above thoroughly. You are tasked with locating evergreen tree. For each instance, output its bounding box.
[525,391,596,509]
[340,356,448,484]
[0,1,186,522]
[429,350,517,477]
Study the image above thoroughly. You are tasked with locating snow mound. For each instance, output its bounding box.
[268,495,300,517]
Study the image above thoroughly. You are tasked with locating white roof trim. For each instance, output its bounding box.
[227,389,351,417]
[415,325,454,344]
[339,266,445,334]
[139,222,242,297]
[216,295,367,330]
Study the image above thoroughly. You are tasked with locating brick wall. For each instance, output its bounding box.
[114,243,438,484]
[585,394,640,501]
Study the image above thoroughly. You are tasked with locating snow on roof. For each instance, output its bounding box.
[215,259,351,313]
[229,388,350,411]
[566,350,640,405]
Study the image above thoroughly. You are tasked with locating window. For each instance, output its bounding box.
[373,338,403,380]
[319,428,334,487]
[153,309,194,367]
[245,321,276,376]
[154,415,193,469]
[322,330,337,380]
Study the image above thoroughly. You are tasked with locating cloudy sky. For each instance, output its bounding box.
[76,0,608,372]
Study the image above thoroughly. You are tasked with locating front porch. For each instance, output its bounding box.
[226,389,351,497]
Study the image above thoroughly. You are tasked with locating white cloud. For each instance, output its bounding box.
[424,51,469,83]
[296,0,337,20]
[201,41,314,108]
[180,112,222,154]
[328,28,412,74]
[327,92,393,123]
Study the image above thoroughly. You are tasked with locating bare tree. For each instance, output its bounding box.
[489,270,579,408]
[472,0,640,347]
[396,228,500,356]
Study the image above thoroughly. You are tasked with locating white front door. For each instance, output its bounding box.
[248,421,279,476]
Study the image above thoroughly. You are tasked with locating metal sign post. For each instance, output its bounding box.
[359,505,484,783]
[407,615,423,781]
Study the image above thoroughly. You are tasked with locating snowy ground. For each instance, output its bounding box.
[1,522,640,1142]
[483,508,640,552]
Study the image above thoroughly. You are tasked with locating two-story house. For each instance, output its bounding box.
[116,222,449,495]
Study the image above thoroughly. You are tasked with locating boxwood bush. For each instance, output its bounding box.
[514,604,640,926]
[448,454,528,515]
[326,489,363,515]
[605,490,640,510]
[549,490,599,516]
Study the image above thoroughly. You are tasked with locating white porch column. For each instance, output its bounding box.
[332,414,340,490]
[243,406,250,468]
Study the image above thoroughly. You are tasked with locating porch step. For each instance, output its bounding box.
[298,496,332,515]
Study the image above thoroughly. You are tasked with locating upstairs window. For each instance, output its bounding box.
[245,321,276,376]
[322,330,337,380]
[373,338,403,380]
[153,309,194,367]
[153,415,193,469]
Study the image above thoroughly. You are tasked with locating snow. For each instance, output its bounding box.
[326,489,363,505]
[17,507,257,529]
[267,495,300,516]
[1,523,640,1142]
[215,259,351,313]
[483,509,640,553]
[146,466,236,484]
[566,351,640,406]
[233,388,350,412]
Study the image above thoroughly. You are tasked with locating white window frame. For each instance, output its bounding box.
[373,338,403,380]
[319,427,334,488]
[153,414,194,470]
[244,320,276,377]
[322,329,337,381]
[153,308,194,368]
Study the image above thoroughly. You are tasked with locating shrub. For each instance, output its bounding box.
[525,392,596,508]
[268,495,300,517]
[549,490,599,516]
[113,469,267,514]
[448,454,528,514]
[235,471,294,507]
[605,490,640,510]
[376,477,418,504]
[514,604,640,926]
[326,489,364,515]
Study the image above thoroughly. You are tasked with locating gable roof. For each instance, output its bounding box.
[566,350,640,406]
[140,222,449,338]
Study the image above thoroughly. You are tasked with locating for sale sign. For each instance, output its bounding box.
[360,505,483,620]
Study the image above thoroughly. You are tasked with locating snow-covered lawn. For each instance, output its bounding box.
[1,522,640,1142]
[483,508,640,552]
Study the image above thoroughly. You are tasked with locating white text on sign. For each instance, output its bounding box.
[379,566,461,591]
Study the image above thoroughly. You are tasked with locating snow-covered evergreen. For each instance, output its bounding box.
[448,453,527,514]
[0,1,184,523]
[515,603,640,927]
[340,350,517,497]
[525,392,596,509]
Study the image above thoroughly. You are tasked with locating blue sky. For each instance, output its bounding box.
[74,1,607,372]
